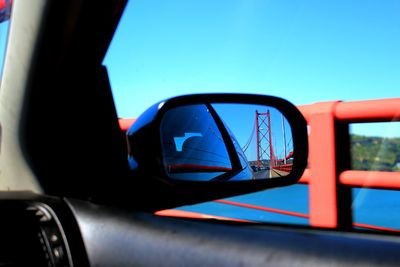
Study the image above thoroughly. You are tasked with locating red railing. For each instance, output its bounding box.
[272,164,293,173]
[297,98,400,230]
[119,97,400,232]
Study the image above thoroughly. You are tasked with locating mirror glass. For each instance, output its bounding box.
[160,103,294,181]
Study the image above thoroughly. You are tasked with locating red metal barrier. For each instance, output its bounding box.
[119,118,136,131]
[298,97,400,229]
[340,171,400,190]
[335,98,400,122]
[272,164,293,173]
[298,102,343,228]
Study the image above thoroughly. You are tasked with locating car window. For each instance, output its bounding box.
[0,1,11,79]
[104,1,400,231]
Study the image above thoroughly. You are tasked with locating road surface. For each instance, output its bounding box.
[253,169,289,179]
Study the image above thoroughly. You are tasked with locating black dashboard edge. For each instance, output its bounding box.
[66,197,400,267]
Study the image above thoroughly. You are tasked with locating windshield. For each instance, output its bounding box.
[104,1,400,231]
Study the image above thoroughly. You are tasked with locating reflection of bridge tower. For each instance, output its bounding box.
[256,110,276,170]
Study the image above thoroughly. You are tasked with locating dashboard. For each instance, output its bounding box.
[2,192,400,267]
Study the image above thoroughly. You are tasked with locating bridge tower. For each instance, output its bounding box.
[256,110,276,169]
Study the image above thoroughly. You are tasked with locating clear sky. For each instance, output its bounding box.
[104,0,399,120]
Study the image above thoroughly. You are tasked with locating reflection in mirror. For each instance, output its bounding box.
[160,104,293,181]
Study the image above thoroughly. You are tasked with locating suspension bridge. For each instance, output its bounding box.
[241,109,294,178]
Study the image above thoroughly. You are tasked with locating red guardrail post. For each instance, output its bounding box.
[299,102,352,229]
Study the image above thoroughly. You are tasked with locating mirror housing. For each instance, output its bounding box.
[126,94,308,211]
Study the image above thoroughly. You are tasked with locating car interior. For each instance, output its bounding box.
[0,1,400,266]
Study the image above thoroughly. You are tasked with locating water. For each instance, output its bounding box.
[178,184,309,226]
[178,184,400,231]
[353,188,400,230]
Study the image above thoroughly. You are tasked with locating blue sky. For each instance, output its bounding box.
[103,0,399,120]
[103,0,399,137]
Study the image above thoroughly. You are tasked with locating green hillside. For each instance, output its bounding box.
[351,135,400,172]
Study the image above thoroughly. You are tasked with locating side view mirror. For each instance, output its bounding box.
[126,94,308,210]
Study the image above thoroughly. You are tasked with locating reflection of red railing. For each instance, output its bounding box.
[272,164,293,173]
[167,164,232,173]
[119,97,400,232]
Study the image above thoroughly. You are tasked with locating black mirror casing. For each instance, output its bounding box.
[125,94,308,211]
